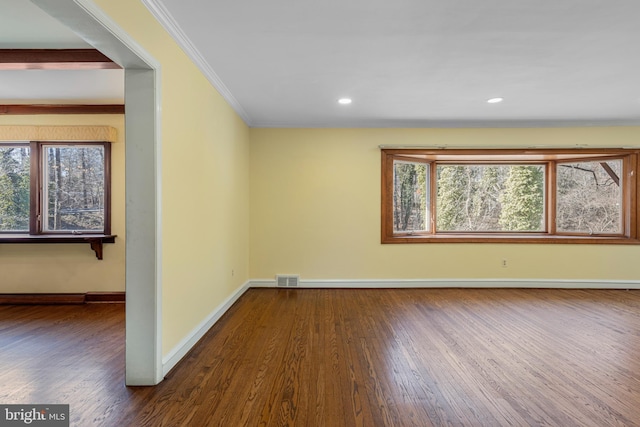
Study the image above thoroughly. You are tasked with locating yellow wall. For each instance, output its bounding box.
[0,114,125,293]
[250,127,640,282]
[93,0,251,355]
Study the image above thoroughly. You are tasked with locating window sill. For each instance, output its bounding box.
[383,234,640,245]
[0,234,117,259]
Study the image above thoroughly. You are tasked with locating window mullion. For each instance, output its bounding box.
[28,141,40,235]
[548,160,557,236]
[626,154,637,238]
[430,160,437,234]
[625,153,640,239]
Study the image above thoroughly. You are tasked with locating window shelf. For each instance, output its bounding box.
[0,234,116,260]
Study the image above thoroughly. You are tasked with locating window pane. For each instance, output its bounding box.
[556,160,622,234]
[0,146,30,231]
[393,161,429,233]
[437,165,545,232]
[44,146,105,232]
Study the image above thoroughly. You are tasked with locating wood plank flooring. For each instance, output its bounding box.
[2,289,640,426]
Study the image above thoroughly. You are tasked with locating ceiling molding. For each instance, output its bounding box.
[0,105,125,115]
[140,0,252,125]
[251,118,640,129]
[0,49,120,70]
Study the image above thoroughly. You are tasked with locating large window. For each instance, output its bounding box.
[382,149,639,244]
[0,141,111,236]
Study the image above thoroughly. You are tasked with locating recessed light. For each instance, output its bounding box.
[487,97,504,104]
[338,98,352,105]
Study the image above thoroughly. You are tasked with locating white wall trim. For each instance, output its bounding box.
[162,281,251,377]
[33,0,164,385]
[250,278,640,289]
[140,0,252,124]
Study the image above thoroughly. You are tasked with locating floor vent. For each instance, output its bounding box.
[276,275,299,288]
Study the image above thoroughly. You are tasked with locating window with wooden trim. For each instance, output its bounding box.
[381,149,640,244]
[0,141,111,235]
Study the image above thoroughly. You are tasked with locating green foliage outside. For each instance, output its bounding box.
[0,147,30,231]
[0,145,105,233]
[393,162,427,232]
[437,165,506,231]
[436,166,467,231]
[498,166,544,231]
[397,162,546,233]
[393,158,619,235]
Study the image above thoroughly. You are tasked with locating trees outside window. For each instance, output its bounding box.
[43,145,106,232]
[498,165,545,232]
[556,160,622,235]
[382,149,639,244]
[435,165,545,232]
[0,141,110,236]
[0,145,30,232]
[393,160,428,233]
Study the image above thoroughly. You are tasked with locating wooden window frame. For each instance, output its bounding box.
[381,148,640,244]
[0,141,115,259]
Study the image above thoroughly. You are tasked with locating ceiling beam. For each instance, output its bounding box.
[0,105,125,115]
[0,49,120,70]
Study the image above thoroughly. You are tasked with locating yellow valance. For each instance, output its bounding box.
[0,126,118,143]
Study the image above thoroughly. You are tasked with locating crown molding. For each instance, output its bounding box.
[141,0,252,125]
[250,118,640,129]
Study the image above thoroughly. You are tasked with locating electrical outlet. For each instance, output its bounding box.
[501,259,508,268]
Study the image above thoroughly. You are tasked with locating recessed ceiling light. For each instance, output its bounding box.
[487,97,504,104]
[338,98,352,105]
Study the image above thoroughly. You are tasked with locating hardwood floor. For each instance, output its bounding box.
[0,303,125,426]
[2,289,640,426]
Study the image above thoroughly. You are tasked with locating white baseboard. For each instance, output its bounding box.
[250,278,640,289]
[162,281,250,376]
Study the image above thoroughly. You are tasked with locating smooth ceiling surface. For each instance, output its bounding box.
[0,0,124,105]
[2,1,639,126]
[148,0,640,127]
[0,69,124,104]
[0,0,90,48]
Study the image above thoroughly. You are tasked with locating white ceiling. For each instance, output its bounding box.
[0,0,124,105]
[0,69,124,104]
[0,0,88,48]
[3,0,640,127]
